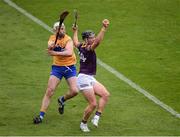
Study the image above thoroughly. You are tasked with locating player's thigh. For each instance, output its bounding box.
[82,89,96,104]
[47,75,60,90]
[93,81,109,97]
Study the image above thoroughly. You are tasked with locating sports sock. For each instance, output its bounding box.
[39,111,45,119]
[82,120,87,124]
[95,111,101,116]
[61,96,65,102]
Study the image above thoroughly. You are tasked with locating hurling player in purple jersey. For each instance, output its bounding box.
[72,19,110,132]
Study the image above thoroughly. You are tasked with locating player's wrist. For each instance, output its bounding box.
[101,27,107,32]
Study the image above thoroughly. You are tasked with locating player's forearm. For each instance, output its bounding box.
[95,26,106,44]
[56,50,73,56]
[91,27,107,50]
[48,49,73,56]
[73,30,79,47]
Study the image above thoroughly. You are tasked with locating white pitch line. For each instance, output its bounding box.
[4,0,180,119]
[3,0,53,33]
[97,59,180,119]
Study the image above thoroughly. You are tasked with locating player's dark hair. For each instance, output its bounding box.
[81,30,95,40]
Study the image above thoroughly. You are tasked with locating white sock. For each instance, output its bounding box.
[94,115,100,120]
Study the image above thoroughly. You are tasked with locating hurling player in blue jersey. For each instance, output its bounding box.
[72,19,110,132]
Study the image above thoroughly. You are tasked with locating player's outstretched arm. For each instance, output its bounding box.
[72,24,80,47]
[91,19,110,50]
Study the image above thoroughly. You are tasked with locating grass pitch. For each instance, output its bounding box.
[0,0,180,136]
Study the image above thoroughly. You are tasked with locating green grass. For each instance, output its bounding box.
[0,0,180,136]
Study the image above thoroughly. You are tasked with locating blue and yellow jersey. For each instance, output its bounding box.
[48,34,76,66]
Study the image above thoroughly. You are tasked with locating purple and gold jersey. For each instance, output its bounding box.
[78,43,97,75]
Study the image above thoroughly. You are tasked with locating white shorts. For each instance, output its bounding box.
[77,73,97,91]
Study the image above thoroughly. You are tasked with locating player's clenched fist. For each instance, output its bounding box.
[48,40,55,50]
[102,19,109,28]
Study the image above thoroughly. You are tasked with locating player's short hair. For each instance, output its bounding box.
[53,22,65,30]
[81,30,95,40]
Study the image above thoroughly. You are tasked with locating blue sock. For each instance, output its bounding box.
[39,111,45,119]
[61,96,65,102]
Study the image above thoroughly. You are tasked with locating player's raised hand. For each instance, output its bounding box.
[102,19,109,28]
[72,24,78,32]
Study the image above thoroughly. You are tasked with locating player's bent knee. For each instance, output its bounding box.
[106,91,110,98]
[70,87,78,96]
[90,102,97,109]
[103,91,110,101]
